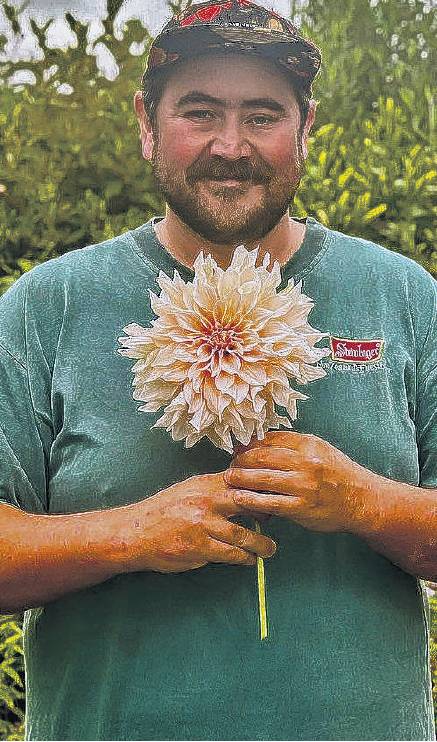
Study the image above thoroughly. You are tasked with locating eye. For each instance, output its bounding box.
[248,115,277,126]
[184,108,277,126]
[184,109,215,120]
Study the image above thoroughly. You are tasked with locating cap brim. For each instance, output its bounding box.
[156,23,315,57]
[145,23,321,89]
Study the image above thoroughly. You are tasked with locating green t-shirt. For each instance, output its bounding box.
[0,216,436,741]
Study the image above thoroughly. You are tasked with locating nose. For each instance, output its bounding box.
[209,115,251,160]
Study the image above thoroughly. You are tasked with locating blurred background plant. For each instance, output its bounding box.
[0,0,435,296]
[0,0,436,737]
[0,615,24,740]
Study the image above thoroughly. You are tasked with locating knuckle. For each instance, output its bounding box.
[304,433,321,453]
[230,547,253,565]
[232,524,249,547]
[310,453,324,468]
[189,506,205,526]
[160,536,187,560]
[306,473,320,493]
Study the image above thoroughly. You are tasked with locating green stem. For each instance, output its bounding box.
[254,518,268,640]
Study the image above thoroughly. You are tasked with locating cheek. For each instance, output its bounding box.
[156,122,300,169]
[261,133,299,167]
[157,122,205,166]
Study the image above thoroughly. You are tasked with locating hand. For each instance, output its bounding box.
[118,473,277,574]
[224,432,375,533]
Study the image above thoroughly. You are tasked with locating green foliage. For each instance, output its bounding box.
[294,98,437,273]
[167,0,194,14]
[0,614,24,740]
[0,0,435,294]
[293,0,436,274]
[0,0,162,296]
[430,590,437,712]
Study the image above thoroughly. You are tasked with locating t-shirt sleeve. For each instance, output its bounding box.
[415,272,437,488]
[0,273,52,513]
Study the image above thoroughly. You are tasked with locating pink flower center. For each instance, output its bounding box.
[208,327,237,351]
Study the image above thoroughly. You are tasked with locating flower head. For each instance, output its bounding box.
[118,245,330,453]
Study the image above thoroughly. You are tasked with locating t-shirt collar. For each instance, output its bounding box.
[130,214,329,284]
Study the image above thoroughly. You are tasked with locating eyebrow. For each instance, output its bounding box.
[176,90,287,114]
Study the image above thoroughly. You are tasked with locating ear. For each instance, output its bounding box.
[133,90,155,161]
[301,99,317,160]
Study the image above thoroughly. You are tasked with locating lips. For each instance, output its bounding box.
[208,177,249,184]
[204,177,253,190]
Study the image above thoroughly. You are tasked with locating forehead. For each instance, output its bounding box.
[161,52,297,107]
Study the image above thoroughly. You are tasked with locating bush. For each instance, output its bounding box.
[0,614,24,740]
[0,0,435,294]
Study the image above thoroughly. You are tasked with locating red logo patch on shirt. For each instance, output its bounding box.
[330,337,384,363]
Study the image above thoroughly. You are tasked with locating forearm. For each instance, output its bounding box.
[348,471,437,580]
[0,501,137,614]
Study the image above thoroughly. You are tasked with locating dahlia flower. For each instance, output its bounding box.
[117,245,330,453]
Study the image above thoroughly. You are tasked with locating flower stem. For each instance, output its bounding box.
[254,518,268,640]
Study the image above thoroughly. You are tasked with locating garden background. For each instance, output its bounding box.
[0,0,436,737]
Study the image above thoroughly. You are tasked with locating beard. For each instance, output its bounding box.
[151,135,306,245]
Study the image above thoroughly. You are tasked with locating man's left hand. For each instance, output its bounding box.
[224,431,378,533]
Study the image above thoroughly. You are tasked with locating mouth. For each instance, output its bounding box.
[204,177,253,188]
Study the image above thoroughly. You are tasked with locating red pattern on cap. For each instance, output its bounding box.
[180,0,256,27]
[181,2,232,27]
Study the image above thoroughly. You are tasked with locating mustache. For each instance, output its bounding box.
[186,155,273,185]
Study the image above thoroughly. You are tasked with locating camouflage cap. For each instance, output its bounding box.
[142,0,322,94]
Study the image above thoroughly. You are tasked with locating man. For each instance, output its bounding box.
[0,0,436,740]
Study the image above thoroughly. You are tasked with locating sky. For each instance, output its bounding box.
[0,0,294,58]
[0,0,296,89]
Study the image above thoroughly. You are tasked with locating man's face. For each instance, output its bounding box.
[140,53,315,244]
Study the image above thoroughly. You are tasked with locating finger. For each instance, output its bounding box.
[225,467,300,495]
[208,518,276,558]
[231,447,299,472]
[232,491,303,518]
[206,537,258,566]
[238,431,311,453]
[217,487,266,516]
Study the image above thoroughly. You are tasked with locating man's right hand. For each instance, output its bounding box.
[118,472,277,574]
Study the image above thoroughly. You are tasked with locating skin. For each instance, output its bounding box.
[0,474,276,613]
[225,432,437,580]
[133,52,315,270]
[117,473,276,574]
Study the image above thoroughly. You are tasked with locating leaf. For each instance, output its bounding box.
[338,167,354,187]
[363,204,388,222]
[315,123,335,138]
[415,170,437,190]
[106,0,125,22]
[1,665,23,687]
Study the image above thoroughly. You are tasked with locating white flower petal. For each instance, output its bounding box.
[119,243,328,453]
[238,365,267,386]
